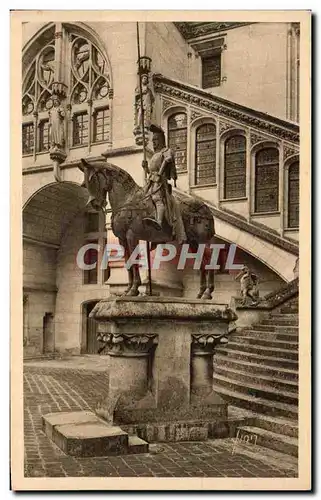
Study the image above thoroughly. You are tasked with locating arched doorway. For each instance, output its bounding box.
[23,181,89,357]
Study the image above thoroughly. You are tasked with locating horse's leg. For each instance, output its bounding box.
[202,269,214,300]
[197,265,207,299]
[125,229,142,296]
[119,238,133,294]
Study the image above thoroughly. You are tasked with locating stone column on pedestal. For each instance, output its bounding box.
[95,321,157,422]
[191,333,216,400]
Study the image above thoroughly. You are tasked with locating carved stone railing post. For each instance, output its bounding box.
[191,334,216,399]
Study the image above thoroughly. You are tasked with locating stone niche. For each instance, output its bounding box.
[91,295,237,442]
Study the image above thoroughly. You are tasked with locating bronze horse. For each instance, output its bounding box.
[79,158,216,299]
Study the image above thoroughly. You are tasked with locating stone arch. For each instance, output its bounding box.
[22,22,113,88]
[23,181,88,246]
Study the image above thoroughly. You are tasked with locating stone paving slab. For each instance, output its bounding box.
[23,359,298,478]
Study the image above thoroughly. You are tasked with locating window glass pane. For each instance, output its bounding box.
[202,54,221,89]
[38,120,50,152]
[168,113,187,171]
[22,123,34,155]
[93,107,110,143]
[255,148,279,213]
[195,124,216,185]
[288,161,299,228]
[85,212,100,233]
[73,113,88,146]
[83,240,98,285]
[224,135,246,199]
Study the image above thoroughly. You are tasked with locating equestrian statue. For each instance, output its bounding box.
[79,125,216,299]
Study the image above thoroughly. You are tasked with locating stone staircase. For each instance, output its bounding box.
[213,299,299,457]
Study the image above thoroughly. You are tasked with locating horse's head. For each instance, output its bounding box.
[79,158,110,212]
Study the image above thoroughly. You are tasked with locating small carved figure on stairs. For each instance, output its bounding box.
[235,265,260,306]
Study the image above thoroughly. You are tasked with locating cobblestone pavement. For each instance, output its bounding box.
[23,358,298,479]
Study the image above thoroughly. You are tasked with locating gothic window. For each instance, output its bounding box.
[22,123,34,155]
[85,212,100,233]
[93,107,110,143]
[224,135,246,199]
[38,120,50,152]
[202,54,221,89]
[255,148,279,213]
[69,34,111,147]
[195,123,216,185]
[22,25,112,156]
[83,240,98,285]
[288,161,299,228]
[72,112,89,146]
[168,113,187,171]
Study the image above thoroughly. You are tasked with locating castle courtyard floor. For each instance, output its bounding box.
[23,356,298,479]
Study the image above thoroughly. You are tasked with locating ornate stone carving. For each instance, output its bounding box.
[284,144,299,161]
[97,332,158,356]
[191,333,218,354]
[153,76,299,144]
[190,109,205,122]
[51,82,67,99]
[250,132,270,147]
[162,98,175,113]
[174,22,254,40]
[219,120,236,135]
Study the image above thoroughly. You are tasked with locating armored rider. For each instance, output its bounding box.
[142,125,186,243]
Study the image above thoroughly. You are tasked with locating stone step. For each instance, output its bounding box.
[212,384,298,419]
[253,414,298,438]
[242,329,298,342]
[213,373,298,405]
[280,307,299,314]
[231,334,298,351]
[222,341,298,361]
[270,313,298,321]
[236,426,298,457]
[248,324,298,333]
[127,435,149,454]
[214,365,298,393]
[215,347,298,369]
[261,318,299,326]
[214,355,298,381]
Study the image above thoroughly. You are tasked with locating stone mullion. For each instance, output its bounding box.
[53,23,64,84]
[32,112,38,161]
[215,118,220,204]
[186,105,192,190]
[279,144,285,237]
[245,128,251,221]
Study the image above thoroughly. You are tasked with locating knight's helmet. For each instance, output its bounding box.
[150,124,166,145]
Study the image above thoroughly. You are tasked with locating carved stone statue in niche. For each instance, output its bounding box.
[135,73,155,129]
[49,97,65,150]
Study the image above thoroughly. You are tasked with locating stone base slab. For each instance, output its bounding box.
[42,411,149,457]
[122,419,232,443]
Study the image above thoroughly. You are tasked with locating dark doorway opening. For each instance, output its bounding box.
[43,312,54,354]
[83,301,100,354]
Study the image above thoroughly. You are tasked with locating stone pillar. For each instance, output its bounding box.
[191,334,216,399]
[95,321,157,422]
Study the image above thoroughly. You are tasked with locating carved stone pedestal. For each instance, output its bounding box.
[90,296,237,442]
